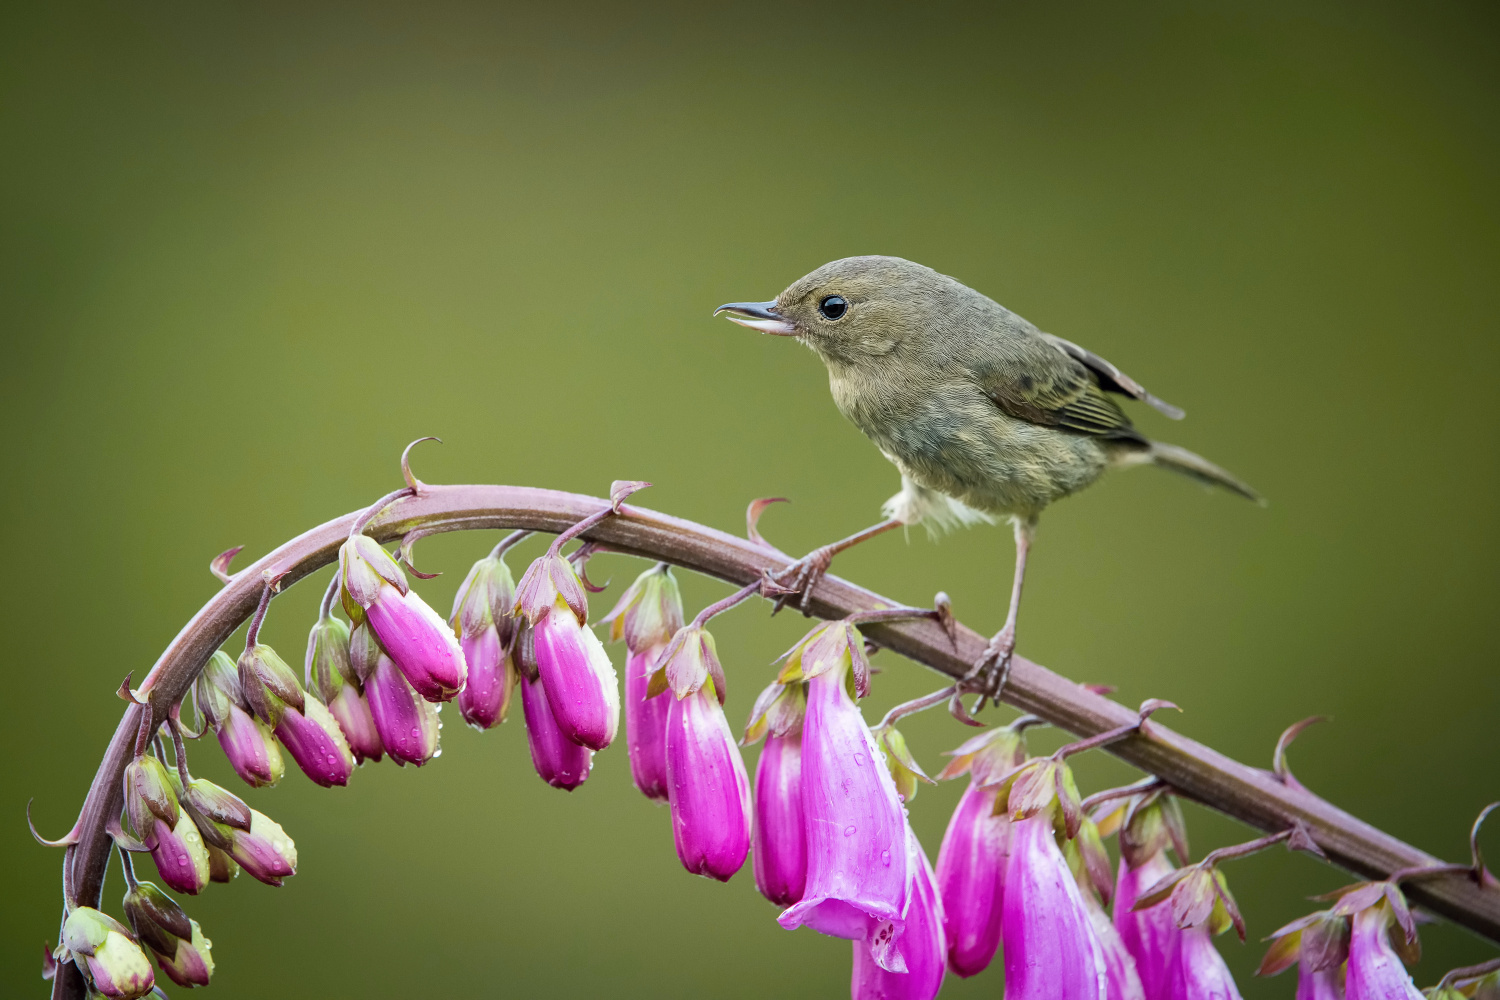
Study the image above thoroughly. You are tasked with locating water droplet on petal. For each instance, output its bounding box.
[843,825,856,837]
[178,855,188,866]
[881,850,891,866]
[853,753,866,766]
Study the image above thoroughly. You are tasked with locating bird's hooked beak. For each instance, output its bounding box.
[713,300,798,336]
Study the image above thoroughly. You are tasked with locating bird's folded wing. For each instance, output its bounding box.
[1040,332,1185,420]
[968,334,1147,443]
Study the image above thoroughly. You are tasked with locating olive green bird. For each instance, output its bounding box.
[716,255,1260,697]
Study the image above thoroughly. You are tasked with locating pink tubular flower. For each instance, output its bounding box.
[341,533,466,702]
[1115,851,1178,998]
[123,881,214,988]
[850,827,947,1000]
[306,612,382,764]
[605,565,684,802]
[656,623,751,880]
[273,697,356,787]
[326,682,383,764]
[933,725,1028,978]
[179,777,297,887]
[352,620,440,766]
[1169,925,1243,1000]
[1002,813,1107,1000]
[744,680,809,906]
[520,666,593,790]
[122,756,210,896]
[776,622,909,970]
[514,550,619,751]
[754,732,806,904]
[194,651,284,787]
[1344,894,1421,1000]
[452,550,520,730]
[148,811,212,897]
[935,780,1006,977]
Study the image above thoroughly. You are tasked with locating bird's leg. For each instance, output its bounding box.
[768,518,903,615]
[962,517,1036,706]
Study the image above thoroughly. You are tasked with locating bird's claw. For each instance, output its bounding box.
[768,546,835,616]
[959,629,1015,709]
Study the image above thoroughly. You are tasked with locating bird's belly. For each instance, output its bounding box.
[869,404,1108,518]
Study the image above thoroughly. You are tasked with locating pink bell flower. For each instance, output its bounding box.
[850,826,947,1000]
[520,667,594,790]
[1002,813,1107,1000]
[933,725,1029,978]
[341,533,466,702]
[775,622,909,972]
[744,678,812,907]
[123,880,214,988]
[1259,908,1349,1000]
[1340,888,1422,1000]
[605,565,685,802]
[326,682,383,764]
[122,755,210,896]
[194,650,284,787]
[452,550,520,730]
[665,684,752,880]
[515,551,619,751]
[272,697,356,787]
[654,622,751,880]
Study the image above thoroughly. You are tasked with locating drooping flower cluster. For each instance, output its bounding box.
[50,479,1496,1000]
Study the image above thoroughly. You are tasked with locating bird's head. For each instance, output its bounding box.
[715,256,952,367]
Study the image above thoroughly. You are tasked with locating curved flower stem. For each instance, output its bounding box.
[877,685,959,730]
[318,572,340,621]
[243,584,274,650]
[489,529,532,560]
[1200,828,1292,867]
[44,484,1500,999]
[691,580,761,629]
[1439,956,1500,990]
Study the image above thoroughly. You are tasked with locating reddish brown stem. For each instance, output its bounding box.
[44,484,1500,999]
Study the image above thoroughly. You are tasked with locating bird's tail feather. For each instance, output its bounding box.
[1144,441,1264,505]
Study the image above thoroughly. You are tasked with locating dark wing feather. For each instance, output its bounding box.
[1040,332,1185,419]
[969,334,1147,444]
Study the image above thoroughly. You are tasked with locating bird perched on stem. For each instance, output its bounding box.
[717,255,1260,702]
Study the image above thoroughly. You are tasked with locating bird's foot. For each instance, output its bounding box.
[764,545,836,616]
[959,628,1016,706]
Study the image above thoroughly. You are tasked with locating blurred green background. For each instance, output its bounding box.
[3,1,1497,996]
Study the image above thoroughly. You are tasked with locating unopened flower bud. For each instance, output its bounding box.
[326,682,383,764]
[179,776,295,886]
[123,756,210,895]
[206,844,238,883]
[123,881,214,988]
[196,650,285,786]
[237,642,304,728]
[273,696,356,787]
[518,626,593,790]
[61,906,155,1000]
[451,554,520,730]
[340,533,466,702]
[357,622,440,766]
[515,552,618,750]
[304,614,356,705]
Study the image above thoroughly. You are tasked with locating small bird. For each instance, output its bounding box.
[716,255,1260,697]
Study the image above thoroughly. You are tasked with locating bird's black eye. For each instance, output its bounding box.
[818,295,848,320]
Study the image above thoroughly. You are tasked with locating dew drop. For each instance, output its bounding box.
[411,728,420,738]
[881,850,891,866]
[853,753,866,766]
[326,755,337,765]
[843,825,856,837]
